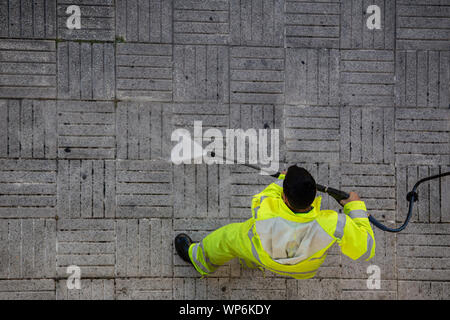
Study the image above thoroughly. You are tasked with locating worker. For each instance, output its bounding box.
[175,165,376,279]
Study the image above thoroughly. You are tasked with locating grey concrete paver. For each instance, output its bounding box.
[0,0,57,39]
[57,0,115,41]
[57,41,115,100]
[56,218,116,277]
[57,100,116,159]
[0,100,57,158]
[395,50,449,108]
[285,0,341,48]
[116,0,172,43]
[0,279,55,300]
[230,0,284,47]
[0,40,57,99]
[116,43,173,101]
[397,0,450,50]
[340,49,395,107]
[230,46,285,104]
[174,45,229,103]
[286,48,340,106]
[0,219,56,278]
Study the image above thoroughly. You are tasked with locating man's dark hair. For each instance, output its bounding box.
[283,165,317,211]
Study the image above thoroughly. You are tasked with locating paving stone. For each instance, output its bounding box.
[116,278,173,300]
[341,0,395,49]
[115,160,173,218]
[397,0,450,50]
[284,105,340,164]
[230,104,282,131]
[57,160,116,218]
[230,46,284,104]
[116,218,172,277]
[174,165,230,219]
[340,49,395,107]
[340,106,394,164]
[57,41,115,100]
[285,48,340,106]
[176,273,282,298]
[173,0,230,45]
[57,0,115,41]
[174,45,229,103]
[116,102,164,160]
[116,0,172,43]
[0,0,57,39]
[116,43,172,101]
[0,99,57,158]
[56,219,116,277]
[0,160,57,218]
[340,163,396,215]
[397,223,450,281]
[340,279,397,300]
[398,280,450,300]
[287,278,341,299]
[0,279,55,300]
[174,277,231,299]
[57,279,114,300]
[230,0,284,46]
[0,39,56,99]
[0,219,56,279]
[285,0,340,48]
[395,50,449,108]
[394,108,450,165]
[57,100,116,159]
[227,278,287,299]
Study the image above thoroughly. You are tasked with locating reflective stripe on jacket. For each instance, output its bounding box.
[248,174,376,279]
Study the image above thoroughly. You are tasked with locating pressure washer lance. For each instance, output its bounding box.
[234,160,450,233]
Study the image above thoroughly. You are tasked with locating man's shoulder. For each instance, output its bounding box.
[315,209,340,235]
[317,209,339,218]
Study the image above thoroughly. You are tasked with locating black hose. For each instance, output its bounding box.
[368,171,450,233]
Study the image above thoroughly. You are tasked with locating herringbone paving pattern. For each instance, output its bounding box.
[0,0,449,300]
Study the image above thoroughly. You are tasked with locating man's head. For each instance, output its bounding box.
[283,165,317,211]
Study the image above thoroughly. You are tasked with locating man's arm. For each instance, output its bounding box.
[336,192,376,261]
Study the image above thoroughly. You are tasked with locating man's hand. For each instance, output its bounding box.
[339,191,361,206]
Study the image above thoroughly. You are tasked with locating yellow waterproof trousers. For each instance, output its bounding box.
[188,218,260,276]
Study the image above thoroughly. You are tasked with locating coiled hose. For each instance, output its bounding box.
[366,171,450,232]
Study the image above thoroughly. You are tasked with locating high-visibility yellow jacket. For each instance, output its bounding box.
[188,174,376,279]
[248,174,376,279]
